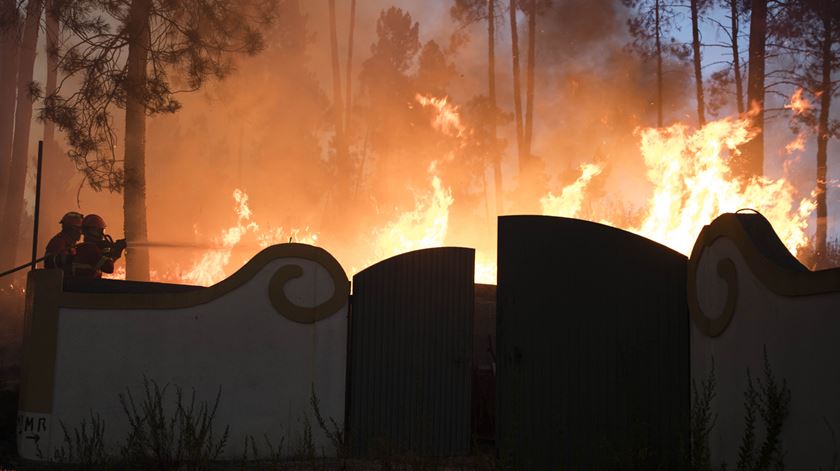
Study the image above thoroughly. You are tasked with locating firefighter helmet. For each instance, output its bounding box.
[59,211,84,227]
[82,214,106,230]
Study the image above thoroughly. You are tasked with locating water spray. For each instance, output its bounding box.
[126,241,267,250]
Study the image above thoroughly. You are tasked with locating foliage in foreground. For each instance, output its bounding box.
[119,377,229,470]
[690,348,791,471]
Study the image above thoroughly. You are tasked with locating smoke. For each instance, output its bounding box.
[30,0,816,283]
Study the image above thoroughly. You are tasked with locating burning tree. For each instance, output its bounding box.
[40,0,276,280]
[774,0,840,267]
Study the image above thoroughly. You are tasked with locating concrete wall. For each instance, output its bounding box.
[17,244,348,461]
[690,213,840,469]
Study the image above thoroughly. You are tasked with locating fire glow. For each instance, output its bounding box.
[116,95,816,287]
[625,115,814,256]
[541,163,603,218]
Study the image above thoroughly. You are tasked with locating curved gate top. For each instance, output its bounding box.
[348,247,474,457]
[497,216,688,469]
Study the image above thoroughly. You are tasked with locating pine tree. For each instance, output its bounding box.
[41,0,275,279]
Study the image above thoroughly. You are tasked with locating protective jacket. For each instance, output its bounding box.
[43,232,78,271]
[72,241,115,279]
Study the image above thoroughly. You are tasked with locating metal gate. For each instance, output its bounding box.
[496,216,689,469]
[348,247,474,457]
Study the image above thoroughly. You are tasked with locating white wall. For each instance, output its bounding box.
[691,237,840,469]
[18,252,348,461]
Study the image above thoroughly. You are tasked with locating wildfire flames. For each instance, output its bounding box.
[415,94,467,139]
[786,133,807,154]
[623,115,814,256]
[785,88,812,115]
[181,190,318,286]
[541,163,603,218]
[537,107,814,260]
[105,190,320,285]
[109,93,817,287]
[370,171,453,262]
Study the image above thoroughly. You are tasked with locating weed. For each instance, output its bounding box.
[237,433,286,470]
[692,349,791,471]
[691,359,718,471]
[119,376,229,470]
[310,384,346,458]
[731,348,791,471]
[263,433,286,464]
[53,411,107,467]
[750,348,791,471]
[735,369,759,471]
[292,410,315,461]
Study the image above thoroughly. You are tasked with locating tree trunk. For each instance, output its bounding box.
[743,0,766,178]
[327,0,345,169]
[655,0,663,127]
[123,0,152,280]
[509,0,524,171]
[489,0,502,214]
[344,0,355,138]
[0,0,19,214]
[523,0,536,156]
[43,3,57,153]
[0,0,42,269]
[690,0,705,126]
[814,15,832,268]
[730,0,744,114]
[41,0,62,245]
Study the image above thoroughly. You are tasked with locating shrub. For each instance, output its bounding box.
[119,376,229,470]
[691,360,717,471]
[310,384,346,458]
[53,411,107,467]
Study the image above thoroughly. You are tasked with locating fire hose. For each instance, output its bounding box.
[0,257,45,279]
[0,239,267,279]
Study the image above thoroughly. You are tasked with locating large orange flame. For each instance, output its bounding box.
[181,189,318,286]
[112,97,817,287]
[617,114,815,256]
[370,169,453,262]
[541,163,603,218]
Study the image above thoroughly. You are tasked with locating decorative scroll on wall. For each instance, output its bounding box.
[690,212,840,469]
[17,243,349,461]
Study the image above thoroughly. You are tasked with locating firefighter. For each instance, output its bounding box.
[72,214,126,278]
[43,211,84,271]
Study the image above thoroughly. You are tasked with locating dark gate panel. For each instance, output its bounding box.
[497,216,688,469]
[472,284,496,441]
[349,247,474,457]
